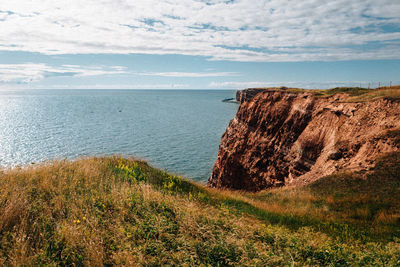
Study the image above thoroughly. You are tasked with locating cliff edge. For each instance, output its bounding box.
[209,87,400,191]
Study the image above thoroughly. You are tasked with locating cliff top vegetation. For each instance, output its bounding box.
[251,85,400,102]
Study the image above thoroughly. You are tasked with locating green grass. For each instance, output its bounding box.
[252,85,400,102]
[313,85,400,102]
[312,87,371,97]
[237,152,400,241]
[344,86,400,102]
[0,155,400,265]
[116,159,386,242]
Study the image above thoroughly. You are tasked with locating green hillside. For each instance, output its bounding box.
[0,154,399,266]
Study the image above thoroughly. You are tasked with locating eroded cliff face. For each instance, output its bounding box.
[209,89,400,191]
[236,88,267,103]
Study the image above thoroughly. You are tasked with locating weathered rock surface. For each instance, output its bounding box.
[236,88,267,103]
[235,87,289,103]
[208,89,400,191]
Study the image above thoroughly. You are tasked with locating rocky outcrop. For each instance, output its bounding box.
[236,88,266,103]
[209,89,400,191]
[235,87,288,103]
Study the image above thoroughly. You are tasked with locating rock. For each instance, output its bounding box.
[328,151,343,161]
[236,88,266,103]
[222,98,238,103]
[208,89,400,191]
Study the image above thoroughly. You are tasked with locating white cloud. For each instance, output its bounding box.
[0,63,240,83]
[0,63,127,83]
[136,71,239,77]
[0,0,399,61]
[0,83,189,90]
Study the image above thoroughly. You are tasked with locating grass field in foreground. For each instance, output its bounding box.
[0,153,399,266]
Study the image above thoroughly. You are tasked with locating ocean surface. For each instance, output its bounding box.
[0,89,238,182]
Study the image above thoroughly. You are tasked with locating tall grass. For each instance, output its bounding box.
[0,155,399,265]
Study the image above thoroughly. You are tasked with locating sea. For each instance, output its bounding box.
[0,89,238,182]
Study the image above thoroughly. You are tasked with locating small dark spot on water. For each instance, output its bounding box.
[0,89,238,182]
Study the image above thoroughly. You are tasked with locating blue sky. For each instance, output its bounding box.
[0,0,400,89]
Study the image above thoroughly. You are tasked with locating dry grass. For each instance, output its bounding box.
[0,156,400,265]
[0,157,267,265]
[213,186,318,218]
[251,85,400,102]
[236,153,400,237]
[345,86,400,102]
[314,85,400,102]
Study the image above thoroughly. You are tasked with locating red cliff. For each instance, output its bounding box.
[209,88,400,191]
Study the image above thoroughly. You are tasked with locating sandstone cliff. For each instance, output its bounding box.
[209,88,400,191]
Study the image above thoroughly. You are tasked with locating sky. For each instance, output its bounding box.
[0,0,400,90]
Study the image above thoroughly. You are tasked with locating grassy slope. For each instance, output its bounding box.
[1,155,400,266]
[259,85,400,102]
[231,152,400,240]
[313,85,400,102]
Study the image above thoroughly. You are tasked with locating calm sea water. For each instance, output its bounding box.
[0,89,238,182]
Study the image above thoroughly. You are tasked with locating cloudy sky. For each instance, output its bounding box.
[0,0,400,89]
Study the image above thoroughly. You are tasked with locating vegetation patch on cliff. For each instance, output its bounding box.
[250,85,400,102]
[313,87,371,97]
[0,155,400,265]
[225,152,400,242]
[315,85,400,102]
[343,86,400,102]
